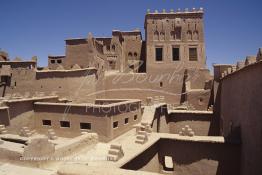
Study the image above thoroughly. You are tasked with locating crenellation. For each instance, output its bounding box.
[236,61,245,70]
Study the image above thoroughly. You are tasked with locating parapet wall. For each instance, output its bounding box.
[1,67,98,103]
[122,135,240,175]
[220,60,262,175]
[4,96,59,120]
[168,110,213,136]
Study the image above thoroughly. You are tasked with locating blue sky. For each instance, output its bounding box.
[0,0,262,70]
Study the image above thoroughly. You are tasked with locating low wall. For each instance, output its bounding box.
[122,136,240,175]
[168,110,212,136]
[35,68,96,79]
[0,107,10,125]
[5,96,58,120]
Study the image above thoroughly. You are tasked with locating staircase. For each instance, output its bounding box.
[47,129,58,140]
[20,127,33,137]
[135,130,148,144]
[107,144,124,162]
[0,125,7,134]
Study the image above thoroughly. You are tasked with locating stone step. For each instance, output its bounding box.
[48,131,56,136]
[1,130,7,134]
[31,130,37,134]
[0,128,6,132]
[50,136,58,140]
[107,154,118,162]
[24,129,30,132]
[108,149,120,156]
[135,139,145,144]
[188,131,195,137]
[141,122,149,126]
[110,144,122,150]
[138,130,147,136]
[136,135,146,140]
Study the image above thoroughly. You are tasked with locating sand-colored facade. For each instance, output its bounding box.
[0,7,261,175]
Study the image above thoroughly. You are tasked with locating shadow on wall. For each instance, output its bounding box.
[208,81,221,136]
[122,139,241,175]
[151,104,169,133]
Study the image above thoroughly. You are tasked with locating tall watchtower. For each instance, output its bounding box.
[144,8,206,74]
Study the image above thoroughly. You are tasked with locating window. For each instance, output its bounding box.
[112,45,115,51]
[113,121,118,128]
[109,61,116,69]
[60,121,70,128]
[175,27,181,40]
[106,45,110,51]
[124,118,129,124]
[160,82,163,87]
[187,31,192,40]
[134,115,138,121]
[189,48,198,61]
[134,52,138,58]
[172,48,180,61]
[42,120,51,126]
[128,52,132,57]
[155,47,163,61]
[80,122,91,130]
[51,60,55,64]
[57,59,62,64]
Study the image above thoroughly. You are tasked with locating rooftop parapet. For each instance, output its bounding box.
[257,48,262,61]
[236,61,245,70]
[245,56,256,66]
[220,48,262,80]
[146,7,204,15]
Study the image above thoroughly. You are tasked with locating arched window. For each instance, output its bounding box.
[193,31,199,40]
[128,52,132,57]
[153,31,159,40]
[160,31,165,40]
[175,27,181,40]
[106,45,110,51]
[187,30,192,40]
[134,52,138,58]
[170,31,175,40]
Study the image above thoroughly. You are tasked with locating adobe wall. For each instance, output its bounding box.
[168,111,212,136]
[5,96,58,120]
[186,90,211,110]
[1,69,97,103]
[158,139,240,175]
[0,107,10,126]
[122,138,240,175]
[103,73,184,105]
[145,11,206,76]
[34,100,141,141]
[220,61,262,175]
[64,39,92,69]
[187,68,212,89]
